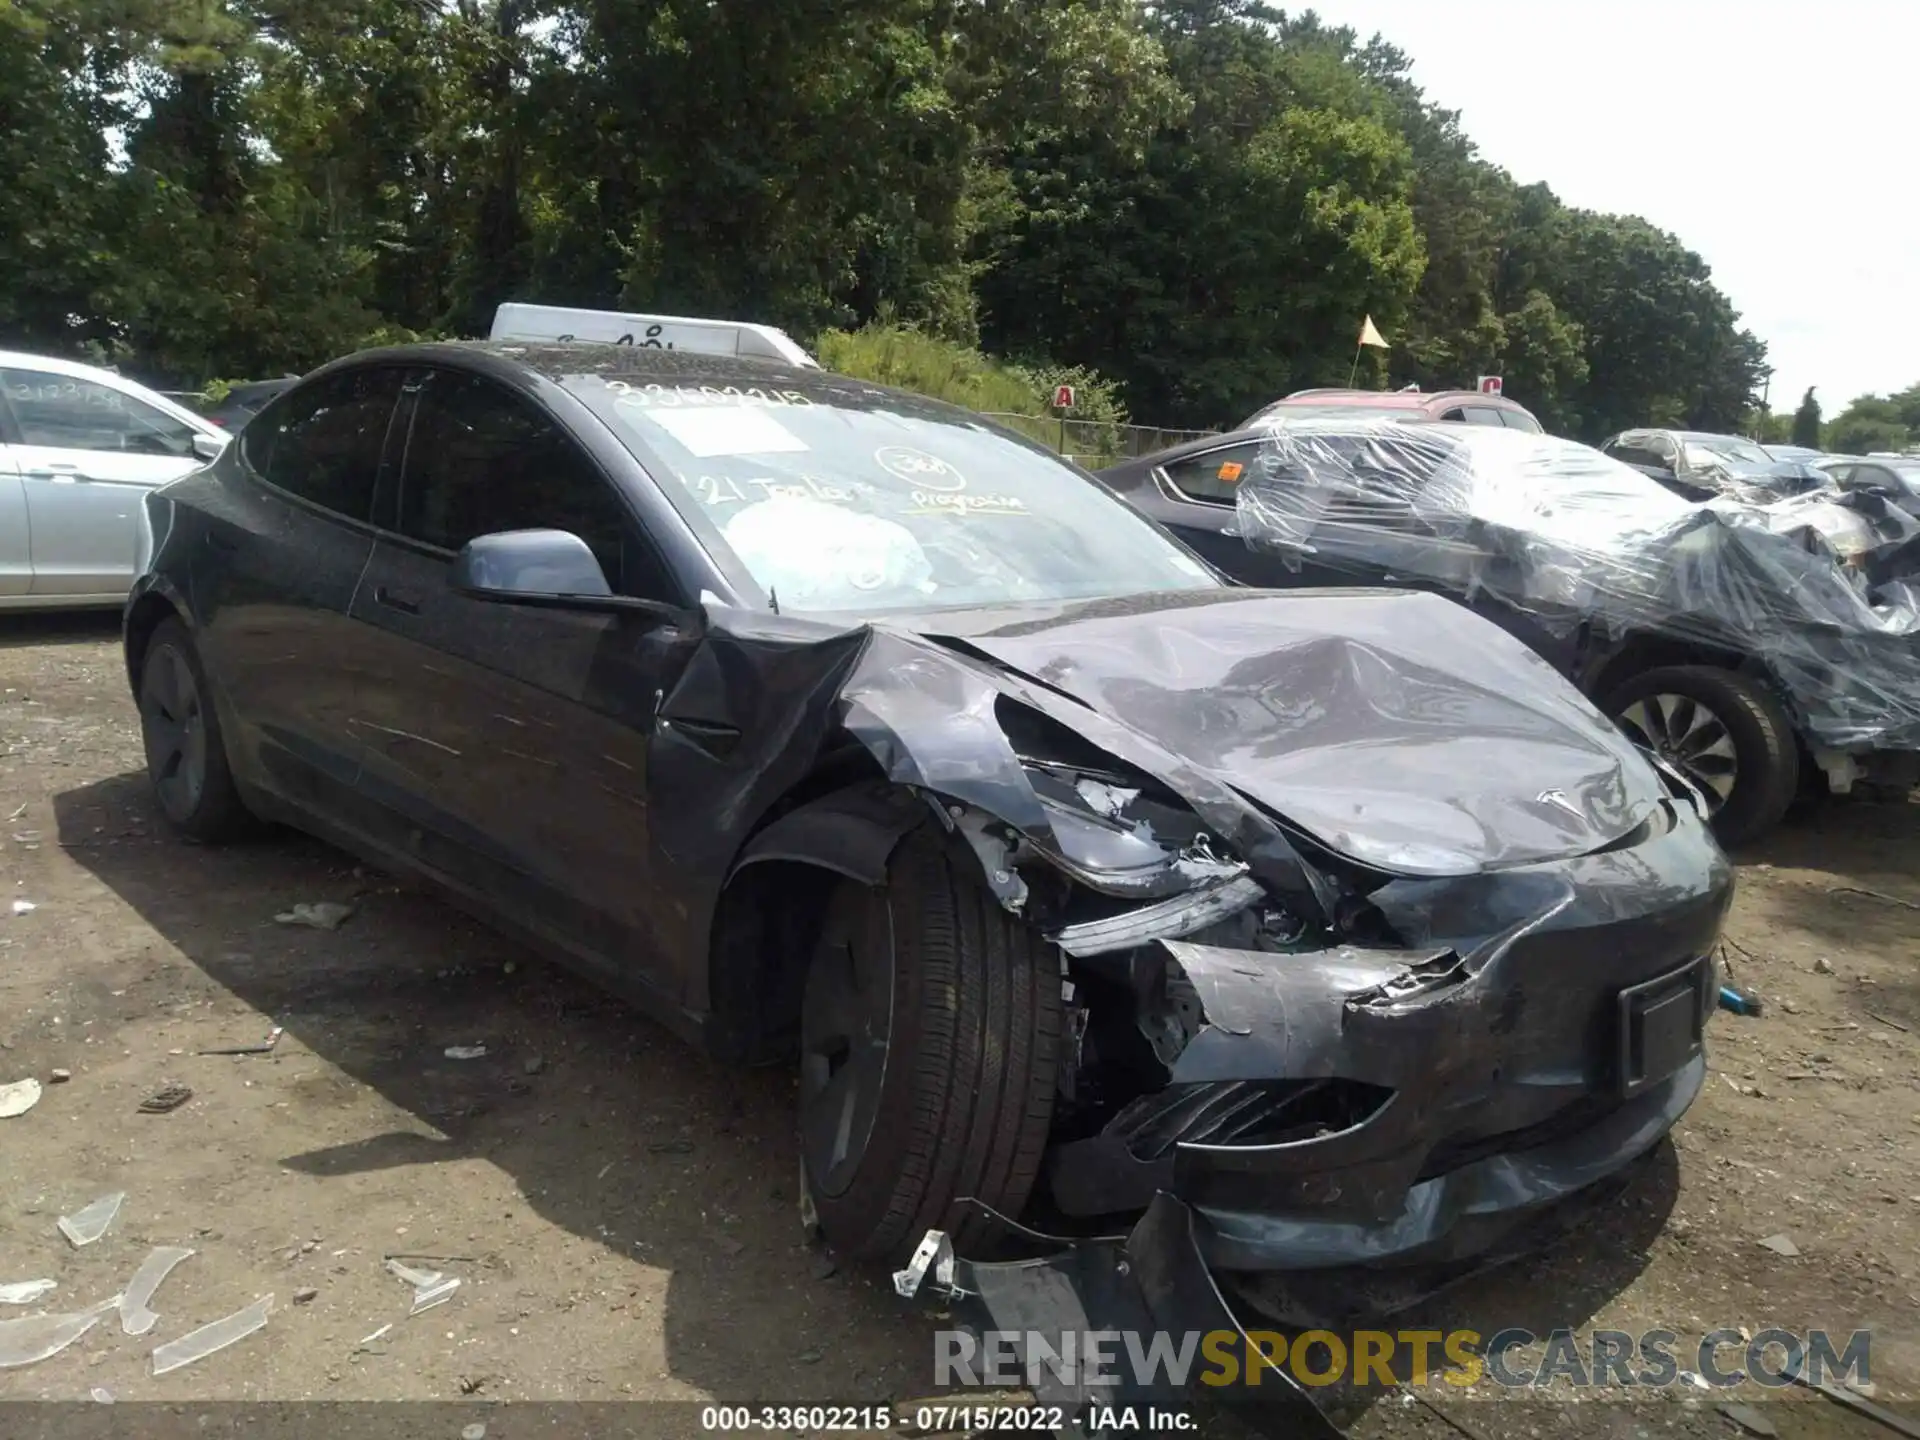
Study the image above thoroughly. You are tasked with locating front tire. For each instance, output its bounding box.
[139,617,254,843]
[1603,665,1799,846]
[800,826,1061,1264]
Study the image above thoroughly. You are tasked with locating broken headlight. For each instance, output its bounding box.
[1021,761,1247,899]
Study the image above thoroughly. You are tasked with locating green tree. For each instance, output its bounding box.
[1790,387,1822,448]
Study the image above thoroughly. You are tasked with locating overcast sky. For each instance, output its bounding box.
[1316,0,1918,415]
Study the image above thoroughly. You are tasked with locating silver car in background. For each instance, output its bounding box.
[1,351,228,611]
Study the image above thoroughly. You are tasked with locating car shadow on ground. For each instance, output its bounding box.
[52,769,931,1407]
[0,610,123,650]
[54,767,1687,1425]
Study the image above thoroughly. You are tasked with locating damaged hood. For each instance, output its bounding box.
[905,588,1671,874]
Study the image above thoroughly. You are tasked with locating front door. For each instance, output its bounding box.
[0,366,206,597]
[349,366,699,1000]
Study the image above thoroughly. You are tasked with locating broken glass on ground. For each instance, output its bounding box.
[385,1258,461,1314]
[0,1280,57,1306]
[120,1247,196,1336]
[150,1294,272,1377]
[274,902,354,930]
[0,1078,42,1118]
[57,1192,125,1247]
[0,1298,119,1370]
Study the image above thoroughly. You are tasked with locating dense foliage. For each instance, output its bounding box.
[1,0,1773,437]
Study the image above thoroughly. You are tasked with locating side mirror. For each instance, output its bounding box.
[191,432,228,462]
[452,529,615,599]
[451,529,691,624]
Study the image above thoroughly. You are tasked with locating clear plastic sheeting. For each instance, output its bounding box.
[1234,421,1920,752]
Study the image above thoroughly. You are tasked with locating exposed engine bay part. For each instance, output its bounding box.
[1050,876,1265,957]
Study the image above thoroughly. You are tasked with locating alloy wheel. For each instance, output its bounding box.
[141,643,209,822]
[1617,692,1738,812]
[799,894,897,1199]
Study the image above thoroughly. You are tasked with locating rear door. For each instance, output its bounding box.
[193,367,406,817]
[349,365,698,999]
[0,365,207,598]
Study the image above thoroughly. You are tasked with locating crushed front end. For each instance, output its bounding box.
[894,693,1730,1428]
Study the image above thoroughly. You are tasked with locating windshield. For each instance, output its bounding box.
[1683,437,1774,470]
[569,378,1216,612]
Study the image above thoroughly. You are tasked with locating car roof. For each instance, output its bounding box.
[1275,388,1527,410]
[0,348,222,435]
[315,340,1022,433]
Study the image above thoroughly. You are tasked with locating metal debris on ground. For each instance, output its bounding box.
[0,1298,118,1370]
[10,900,36,916]
[443,1045,487,1061]
[1757,1232,1801,1257]
[138,1082,193,1114]
[274,902,355,930]
[57,1192,125,1248]
[0,1078,41,1117]
[150,1294,273,1377]
[49,1068,70,1083]
[89,1387,114,1403]
[0,1280,58,1306]
[120,1247,196,1336]
[198,1026,284,1056]
[355,1322,394,1351]
[1717,984,1764,1016]
[386,1258,462,1314]
[1814,956,1836,975]
[1867,1012,1912,1034]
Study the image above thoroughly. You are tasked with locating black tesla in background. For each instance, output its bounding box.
[125,336,1728,1391]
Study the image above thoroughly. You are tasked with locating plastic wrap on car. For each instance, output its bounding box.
[1233,421,1920,751]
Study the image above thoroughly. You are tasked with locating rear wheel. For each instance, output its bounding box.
[139,617,254,842]
[800,826,1061,1264]
[1602,665,1799,846]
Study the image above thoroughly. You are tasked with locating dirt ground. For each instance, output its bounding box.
[2,612,1917,1439]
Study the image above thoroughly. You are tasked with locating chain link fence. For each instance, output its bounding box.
[979,413,1218,470]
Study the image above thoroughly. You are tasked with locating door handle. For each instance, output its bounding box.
[25,464,87,482]
[374,585,421,615]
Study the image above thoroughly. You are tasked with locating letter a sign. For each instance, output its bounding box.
[1052,384,1076,411]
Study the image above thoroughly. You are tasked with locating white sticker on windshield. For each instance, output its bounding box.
[875,446,967,493]
[644,406,808,458]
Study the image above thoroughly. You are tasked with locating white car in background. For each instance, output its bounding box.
[1,350,228,611]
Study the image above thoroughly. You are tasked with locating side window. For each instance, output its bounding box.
[395,371,662,597]
[0,368,199,458]
[1496,408,1543,433]
[1437,408,1467,423]
[252,369,403,522]
[1160,442,1266,505]
[1605,436,1672,472]
[1461,406,1507,427]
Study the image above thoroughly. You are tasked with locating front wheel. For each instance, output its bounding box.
[800,826,1062,1264]
[1603,664,1799,847]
